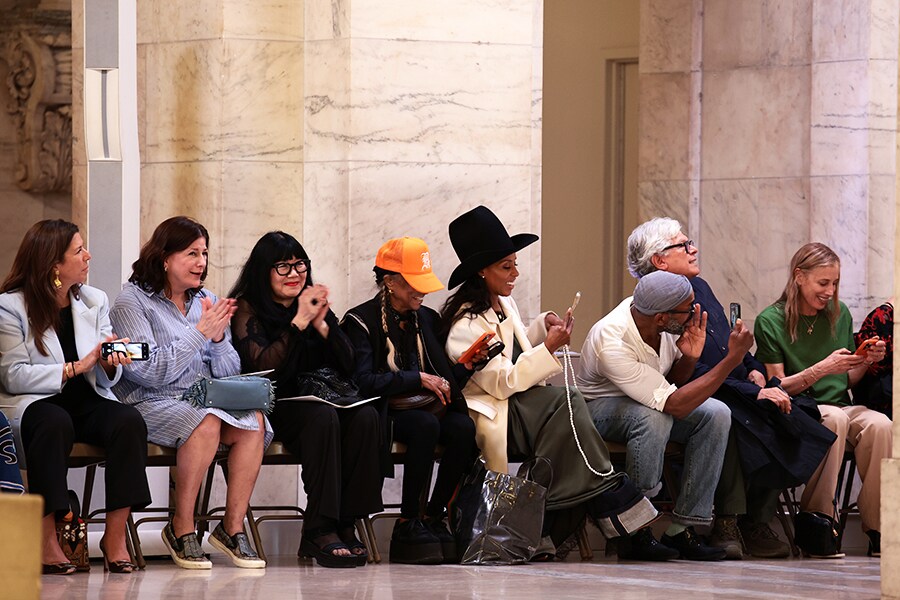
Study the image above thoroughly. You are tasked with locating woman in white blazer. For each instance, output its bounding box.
[442,206,659,557]
[0,220,150,575]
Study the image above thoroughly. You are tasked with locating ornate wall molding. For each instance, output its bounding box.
[3,28,72,193]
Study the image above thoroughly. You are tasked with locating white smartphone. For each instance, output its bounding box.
[569,291,581,314]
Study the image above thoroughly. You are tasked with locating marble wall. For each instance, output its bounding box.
[639,0,898,327]
[304,0,544,321]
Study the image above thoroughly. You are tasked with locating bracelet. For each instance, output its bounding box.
[69,362,76,378]
[64,362,71,380]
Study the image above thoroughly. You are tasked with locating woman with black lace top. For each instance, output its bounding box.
[230,231,382,568]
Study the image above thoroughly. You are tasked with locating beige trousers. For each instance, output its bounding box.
[800,404,892,532]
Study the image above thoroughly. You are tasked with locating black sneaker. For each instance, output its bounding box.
[424,515,458,563]
[616,526,679,561]
[389,519,443,565]
[208,523,266,568]
[661,526,727,561]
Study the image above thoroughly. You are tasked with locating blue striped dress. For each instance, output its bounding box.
[110,283,272,449]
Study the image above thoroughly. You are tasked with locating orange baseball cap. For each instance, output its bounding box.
[375,237,445,294]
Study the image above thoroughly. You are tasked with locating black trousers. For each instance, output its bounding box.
[392,409,476,519]
[269,401,383,533]
[21,394,151,517]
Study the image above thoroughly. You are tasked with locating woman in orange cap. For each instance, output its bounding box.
[343,237,478,565]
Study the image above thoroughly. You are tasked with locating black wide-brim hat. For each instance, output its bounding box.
[447,205,539,289]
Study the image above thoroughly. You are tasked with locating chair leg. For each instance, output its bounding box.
[245,505,267,563]
[363,516,381,563]
[577,522,593,561]
[81,464,97,521]
[355,519,376,564]
[126,512,146,569]
[776,488,800,557]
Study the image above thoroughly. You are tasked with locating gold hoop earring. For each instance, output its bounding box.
[53,268,62,289]
[387,287,394,295]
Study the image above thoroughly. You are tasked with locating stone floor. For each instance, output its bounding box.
[38,552,880,600]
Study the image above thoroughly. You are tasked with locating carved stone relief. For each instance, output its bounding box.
[2,27,72,193]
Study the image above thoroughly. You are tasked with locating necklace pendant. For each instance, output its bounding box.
[807,324,814,334]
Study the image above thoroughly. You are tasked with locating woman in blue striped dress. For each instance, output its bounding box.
[111,216,271,570]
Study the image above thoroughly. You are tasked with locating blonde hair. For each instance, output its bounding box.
[778,242,841,343]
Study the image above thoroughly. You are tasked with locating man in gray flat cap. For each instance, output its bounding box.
[576,271,754,561]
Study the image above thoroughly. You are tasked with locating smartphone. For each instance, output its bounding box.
[729,303,741,328]
[457,332,496,364]
[855,336,880,356]
[101,341,150,361]
[569,291,581,314]
[473,340,505,371]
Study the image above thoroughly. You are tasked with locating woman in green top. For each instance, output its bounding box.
[754,242,890,558]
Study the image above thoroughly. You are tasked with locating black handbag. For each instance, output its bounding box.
[452,457,552,565]
[387,391,447,419]
[795,511,843,557]
[295,367,369,407]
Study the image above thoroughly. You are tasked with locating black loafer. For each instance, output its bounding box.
[617,526,679,561]
[389,519,443,565]
[661,527,727,561]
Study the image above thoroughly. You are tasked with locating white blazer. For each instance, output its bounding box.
[445,295,560,473]
[0,285,121,443]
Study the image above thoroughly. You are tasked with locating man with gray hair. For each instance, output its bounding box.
[624,217,833,560]
[577,271,754,561]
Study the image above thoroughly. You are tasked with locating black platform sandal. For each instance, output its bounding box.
[298,532,359,568]
[337,522,369,566]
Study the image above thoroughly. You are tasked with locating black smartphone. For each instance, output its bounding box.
[473,341,505,371]
[101,341,150,361]
[729,303,741,328]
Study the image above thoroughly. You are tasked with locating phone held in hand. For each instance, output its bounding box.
[457,331,496,364]
[855,336,880,356]
[729,303,741,329]
[101,341,150,361]
[569,291,581,315]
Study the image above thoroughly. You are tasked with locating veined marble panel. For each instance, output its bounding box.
[809,175,869,320]
[811,59,898,177]
[865,174,896,308]
[348,0,537,45]
[703,0,811,70]
[219,161,305,293]
[71,0,83,50]
[303,39,352,162]
[142,39,303,164]
[302,161,351,313]
[142,40,226,164]
[638,73,693,181]
[344,162,537,316]
[756,177,810,309]
[812,0,868,62]
[636,181,692,229]
[640,0,697,74]
[342,39,534,165]
[137,0,225,45]
[701,66,809,180]
[220,39,303,161]
[530,32,543,168]
[222,0,304,41]
[698,179,759,319]
[305,0,351,42]
[870,0,900,60]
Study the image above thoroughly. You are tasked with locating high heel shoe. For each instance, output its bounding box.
[41,562,76,575]
[99,538,135,574]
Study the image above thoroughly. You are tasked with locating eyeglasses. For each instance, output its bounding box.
[273,260,309,276]
[661,240,694,253]
[666,308,694,324]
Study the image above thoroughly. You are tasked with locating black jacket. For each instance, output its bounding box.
[341,294,470,416]
[690,277,836,488]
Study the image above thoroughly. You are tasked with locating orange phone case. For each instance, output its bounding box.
[457,332,495,364]
[855,337,880,356]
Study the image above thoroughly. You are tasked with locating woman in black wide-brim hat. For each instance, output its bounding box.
[441,205,663,558]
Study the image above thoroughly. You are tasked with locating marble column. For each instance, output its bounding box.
[305,0,544,319]
[639,0,897,326]
[136,0,304,295]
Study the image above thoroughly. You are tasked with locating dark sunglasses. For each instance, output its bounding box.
[273,259,310,276]
[661,240,694,253]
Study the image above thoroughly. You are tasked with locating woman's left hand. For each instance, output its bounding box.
[421,372,450,405]
[864,340,887,366]
[99,336,134,367]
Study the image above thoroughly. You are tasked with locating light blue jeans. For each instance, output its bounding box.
[587,396,731,526]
